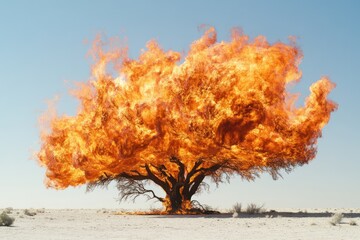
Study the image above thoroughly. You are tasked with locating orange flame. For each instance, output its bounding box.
[37,28,337,202]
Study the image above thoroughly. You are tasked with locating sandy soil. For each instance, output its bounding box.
[1,208,360,240]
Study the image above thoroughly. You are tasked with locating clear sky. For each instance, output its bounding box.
[0,0,359,210]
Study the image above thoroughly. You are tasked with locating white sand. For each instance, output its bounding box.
[1,208,360,240]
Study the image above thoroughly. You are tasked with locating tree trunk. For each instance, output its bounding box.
[154,158,223,214]
[166,194,182,213]
[111,157,224,214]
[164,177,203,213]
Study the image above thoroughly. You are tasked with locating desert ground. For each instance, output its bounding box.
[1,208,360,240]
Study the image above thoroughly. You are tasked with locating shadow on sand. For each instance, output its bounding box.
[148,211,360,219]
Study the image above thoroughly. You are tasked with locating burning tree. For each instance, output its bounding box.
[37,28,337,214]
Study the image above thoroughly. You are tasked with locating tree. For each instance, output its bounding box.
[37,28,337,214]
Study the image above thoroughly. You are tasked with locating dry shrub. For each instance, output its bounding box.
[4,207,13,214]
[245,203,265,214]
[36,208,45,214]
[0,212,15,227]
[24,209,37,217]
[349,220,357,226]
[330,213,343,225]
[232,203,242,214]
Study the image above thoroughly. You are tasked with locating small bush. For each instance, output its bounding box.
[232,203,242,214]
[201,205,220,214]
[36,208,45,214]
[24,209,37,216]
[330,213,343,225]
[4,207,13,214]
[349,220,357,226]
[245,203,264,214]
[0,212,15,227]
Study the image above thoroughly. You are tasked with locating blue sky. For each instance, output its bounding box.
[0,0,359,210]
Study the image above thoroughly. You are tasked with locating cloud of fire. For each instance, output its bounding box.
[37,28,337,211]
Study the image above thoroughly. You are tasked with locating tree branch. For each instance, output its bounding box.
[188,174,205,197]
[119,172,148,181]
[116,178,164,203]
[185,160,203,185]
[186,162,224,199]
[170,156,185,182]
[144,164,171,194]
[150,163,177,187]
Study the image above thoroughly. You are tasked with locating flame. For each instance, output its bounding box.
[37,28,337,207]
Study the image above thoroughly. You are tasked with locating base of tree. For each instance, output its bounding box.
[184,208,221,215]
[115,207,221,215]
